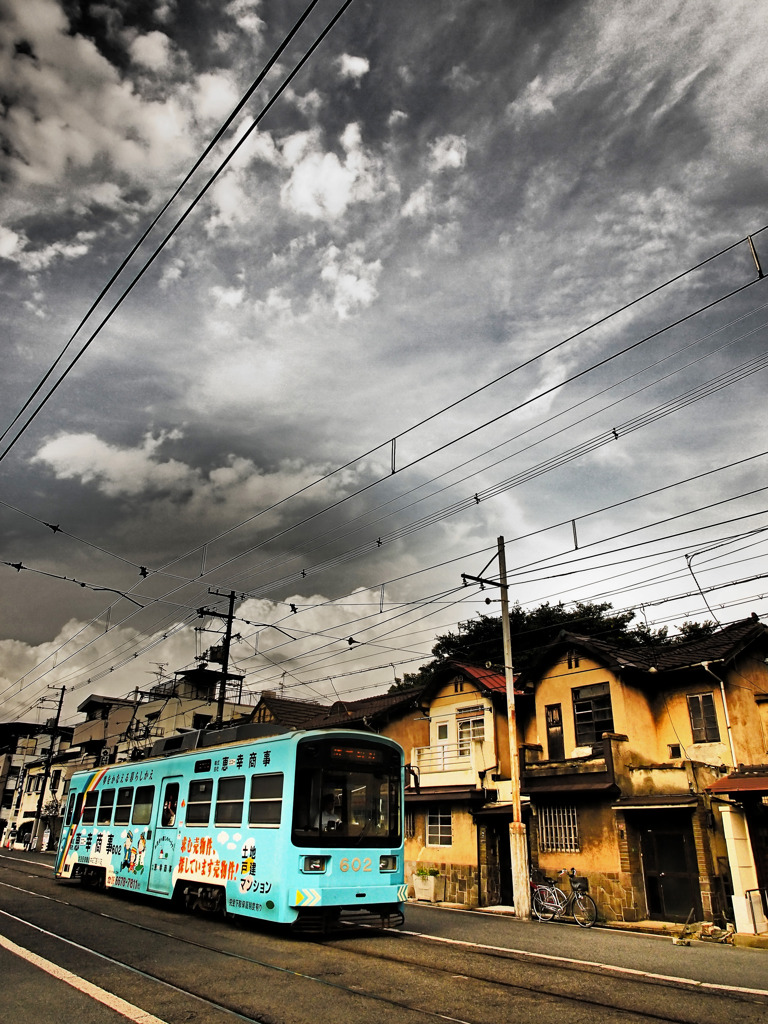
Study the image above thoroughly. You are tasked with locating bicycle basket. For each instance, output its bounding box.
[570,876,589,891]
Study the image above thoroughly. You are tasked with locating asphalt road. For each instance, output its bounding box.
[2,850,766,1024]
[402,902,768,996]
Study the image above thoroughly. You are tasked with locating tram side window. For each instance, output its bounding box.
[114,787,133,824]
[215,776,245,825]
[248,773,283,827]
[82,791,99,825]
[97,788,115,826]
[187,779,213,825]
[132,785,155,825]
[65,791,81,827]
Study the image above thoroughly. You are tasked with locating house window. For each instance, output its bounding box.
[538,805,580,853]
[567,650,580,670]
[668,743,682,759]
[427,805,452,846]
[687,693,720,743]
[572,682,613,745]
[436,723,449,741]
[457,716,484,755]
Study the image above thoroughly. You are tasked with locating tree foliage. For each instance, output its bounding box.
[393,602,716,690]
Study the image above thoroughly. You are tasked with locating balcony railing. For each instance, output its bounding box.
[411,739,490,788]
[413,742,471,772]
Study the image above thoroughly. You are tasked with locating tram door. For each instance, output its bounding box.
[148,778,181,896]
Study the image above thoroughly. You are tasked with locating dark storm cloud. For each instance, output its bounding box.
[1,0,767,722]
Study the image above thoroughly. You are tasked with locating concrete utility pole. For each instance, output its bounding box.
[462,539,530,918]
[198,590,237,728]
[32,684,65,851]
[497,537,531,920]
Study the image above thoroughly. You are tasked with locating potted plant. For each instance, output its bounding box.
[411,865,445,902]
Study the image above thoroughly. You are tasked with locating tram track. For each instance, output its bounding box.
[2,857,767,1024]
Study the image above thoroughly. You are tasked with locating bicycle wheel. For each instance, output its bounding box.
[532,887,556,921]
[571,891,597,927]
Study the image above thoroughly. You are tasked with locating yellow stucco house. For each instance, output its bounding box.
[320,618,767,930]
[518,616,768,931]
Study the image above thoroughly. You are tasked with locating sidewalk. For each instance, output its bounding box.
[412,898,768,949]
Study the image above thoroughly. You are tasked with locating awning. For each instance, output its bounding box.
[708,775,768,794]
[472,801,529,819]
[405,785,496,805]
[522,778,620,795]
[612,795,698,811]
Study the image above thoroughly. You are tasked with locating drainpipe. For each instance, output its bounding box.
[701,662,738,767]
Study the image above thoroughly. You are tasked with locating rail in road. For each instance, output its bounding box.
[2,851,767,1024]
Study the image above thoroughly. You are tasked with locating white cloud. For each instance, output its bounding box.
[0,0,195,194]
[129,31,172,71]
[158,257,185,290]
[211,285,245,308]
[0,229,94,272]
[279,124,387,221]
[401,183,434,220]
[32,430,191,498]
[337,54,370,81]
[319,243,382,319]
[428,134,468,172]
[193,72,241,122]
[225,0,265,38]
[0,225,23,260]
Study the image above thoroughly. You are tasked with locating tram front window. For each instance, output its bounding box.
[292,739,401,848]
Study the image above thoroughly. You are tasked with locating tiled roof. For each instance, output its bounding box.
[450,662,508,692]
[428,660,525,695]
[303,686,424,728]
[549,617,768,675]
[257,695,329,727]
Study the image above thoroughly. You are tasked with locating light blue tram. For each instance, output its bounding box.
[55,725,408,932]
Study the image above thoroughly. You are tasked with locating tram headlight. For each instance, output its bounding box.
[302,855,328,873]
[379,855,397,872]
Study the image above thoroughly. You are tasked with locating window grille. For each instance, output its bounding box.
[538,805,579,853]
[687,692,720,743]
[405,810,416,839]
[427,806,452,846]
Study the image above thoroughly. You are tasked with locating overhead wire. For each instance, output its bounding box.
[4,238,766,669]
[0,0,326,457]
[6,243,768,716]
[0,0,357,465]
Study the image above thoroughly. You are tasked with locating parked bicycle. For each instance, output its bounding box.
[531,868,598,928]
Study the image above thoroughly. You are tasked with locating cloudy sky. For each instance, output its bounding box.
[2,0,768,726]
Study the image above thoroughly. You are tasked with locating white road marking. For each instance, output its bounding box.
[0,931,168,1024]
[397,926,768,999]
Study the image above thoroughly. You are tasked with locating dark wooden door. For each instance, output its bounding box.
[640,814,702,923]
